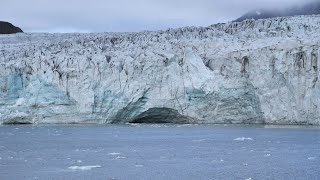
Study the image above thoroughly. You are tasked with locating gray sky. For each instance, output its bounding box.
[1,0,316,33]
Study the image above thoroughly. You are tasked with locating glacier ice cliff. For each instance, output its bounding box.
[1,15,320,125]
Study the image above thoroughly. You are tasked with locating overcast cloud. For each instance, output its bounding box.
[1,0,317,33]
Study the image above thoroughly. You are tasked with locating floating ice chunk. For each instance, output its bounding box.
[256,10,261,15]
[234,137,253,141]
[245,178,252,180]
[77,160,82,163]
[108,152,122,155]
[135,164,144,168]
[68,165,101,171]
[192,139,209,142]
[116,156,127,159]
[308,157,316,160]
[264,154,271,157]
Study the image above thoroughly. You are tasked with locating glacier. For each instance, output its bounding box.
[1,15,320,125]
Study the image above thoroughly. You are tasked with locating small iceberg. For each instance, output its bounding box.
[234,137,253,141]
[308,157,316,160]
[115,156,127,159]
[192,139,209,142]
[68,165,101,171]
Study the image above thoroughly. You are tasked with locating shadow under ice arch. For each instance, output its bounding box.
[130,107,190,124]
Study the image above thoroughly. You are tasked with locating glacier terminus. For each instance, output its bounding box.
[1,15,320,125]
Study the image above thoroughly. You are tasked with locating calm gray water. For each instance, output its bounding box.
[0,124,319,180]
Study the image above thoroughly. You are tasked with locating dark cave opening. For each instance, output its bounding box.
[130,108,189,124]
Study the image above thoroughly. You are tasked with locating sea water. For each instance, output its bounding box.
[0,124,319,180]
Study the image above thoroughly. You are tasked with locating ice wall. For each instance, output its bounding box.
[1,15,320,125]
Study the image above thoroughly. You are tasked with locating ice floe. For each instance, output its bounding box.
[68,165,102,171]
[307,157,316,160]
[234,137,253,141]
[192,139,209,142]
[115,156,127,159]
